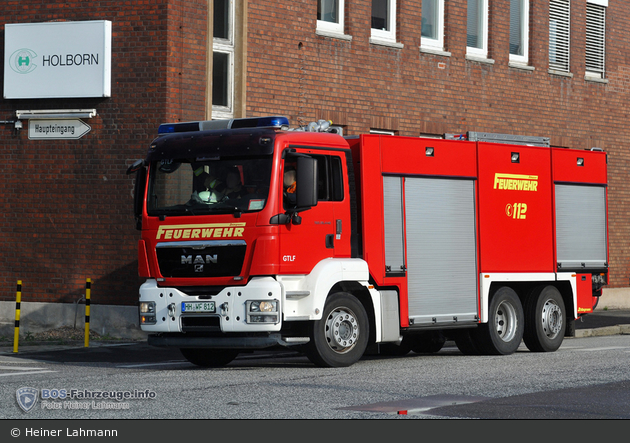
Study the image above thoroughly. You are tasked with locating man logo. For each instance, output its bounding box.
[16,387,39,412]
[10,48,38,74]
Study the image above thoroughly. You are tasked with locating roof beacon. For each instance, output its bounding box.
[157,116,290,134]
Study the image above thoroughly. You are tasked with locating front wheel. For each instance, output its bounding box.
[523,285,566,352]
[306,293,369,368]
[473,286,524,355]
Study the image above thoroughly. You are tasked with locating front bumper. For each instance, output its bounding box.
[139,277,283,333]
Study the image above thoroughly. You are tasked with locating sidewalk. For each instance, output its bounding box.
[573,309,630,338]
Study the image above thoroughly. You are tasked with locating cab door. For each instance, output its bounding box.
[279,149,350,274]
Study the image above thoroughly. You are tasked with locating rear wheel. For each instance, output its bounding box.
[306,293,369,368]
[473,286,524,355]
[180,348,239,367]
[523,285,566,352]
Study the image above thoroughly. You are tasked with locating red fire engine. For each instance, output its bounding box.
[127,117,608,367]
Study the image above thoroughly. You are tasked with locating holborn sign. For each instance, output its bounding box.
[4,20,112,99]
[28,119,92,140]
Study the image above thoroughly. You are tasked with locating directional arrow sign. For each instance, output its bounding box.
[28,119,91,140]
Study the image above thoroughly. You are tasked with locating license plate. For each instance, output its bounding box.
[181,301,216,313]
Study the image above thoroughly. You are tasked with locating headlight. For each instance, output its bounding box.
[246,300,279,324]
[249,300,277,312]
[139,301,156,325]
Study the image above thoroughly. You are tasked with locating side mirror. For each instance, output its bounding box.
[296,156,318,208]
[126,159,145,175]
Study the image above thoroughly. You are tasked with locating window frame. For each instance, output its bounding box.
[466,0,489,59]
[509,0,529,65]
[370,0,397,44]
[317,0,345,37]
[212,0,235,118]
[420,0,445,52]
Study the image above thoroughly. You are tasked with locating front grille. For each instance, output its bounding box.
[156,240,246,278]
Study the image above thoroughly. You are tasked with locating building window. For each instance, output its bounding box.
[421,0,445,51]
[509,0,529,65]
[213,0,234,118]
[549,0,570,73]
[467,0,488,58]
[317,0,345,36]
[585,0,607,79]
[371,0,397,43]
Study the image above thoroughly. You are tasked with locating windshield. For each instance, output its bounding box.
[147,155,272,216]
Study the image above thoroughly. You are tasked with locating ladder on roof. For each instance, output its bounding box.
[445,131,550,147]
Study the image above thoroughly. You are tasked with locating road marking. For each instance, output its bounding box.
[574,346,630,352]
[117,361,190,368]
[0,370,56,377]
[0,365,48,370]
[337,394,489,416]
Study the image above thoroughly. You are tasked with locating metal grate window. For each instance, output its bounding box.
[585,2,606,77]
[549,0,570,72]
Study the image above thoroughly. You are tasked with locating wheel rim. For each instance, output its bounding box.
[324,307,360,354]
[541,299,563,339]
[494,300,519,342]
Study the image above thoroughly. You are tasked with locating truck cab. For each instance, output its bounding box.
[127,117,376,367]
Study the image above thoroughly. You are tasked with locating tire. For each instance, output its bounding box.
[306,293,369,368]
[180,348,239,367]
[409,331,446,354]
[473,286,524,355]
[523,285,566,352]
[453,329,482,355]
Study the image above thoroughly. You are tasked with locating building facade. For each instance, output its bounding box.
[1,1,629,322]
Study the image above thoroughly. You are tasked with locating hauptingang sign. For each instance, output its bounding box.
[4,20,112,99]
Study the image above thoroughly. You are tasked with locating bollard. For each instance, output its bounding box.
[13,281,22,353]
[84,278,91,348]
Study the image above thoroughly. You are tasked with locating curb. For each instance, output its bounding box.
[574,324,630,338]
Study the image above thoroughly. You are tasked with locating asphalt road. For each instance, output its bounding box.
[0,333,629,422]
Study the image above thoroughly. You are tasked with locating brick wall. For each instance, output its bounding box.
[246,0,630,288]
[0,0,208,305]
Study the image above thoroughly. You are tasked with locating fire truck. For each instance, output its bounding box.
[126,116,608,368]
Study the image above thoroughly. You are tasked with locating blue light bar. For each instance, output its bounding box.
[157,116,290,134]
[230,116,290,129]
[157,122,201,134]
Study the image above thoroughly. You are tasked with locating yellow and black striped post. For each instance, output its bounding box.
[84,278,91,348]
[13,280,22,353]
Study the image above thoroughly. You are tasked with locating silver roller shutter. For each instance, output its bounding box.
[555,184,607,269]
[404,177,478,325]
[383,176,406,274]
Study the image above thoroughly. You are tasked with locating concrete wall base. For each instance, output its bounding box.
[597,288,630,310]
[0,301,147,340]
[0,287,628,340]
